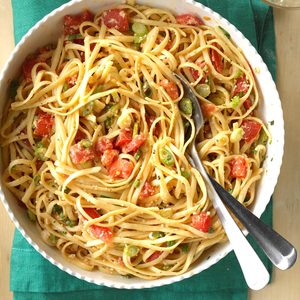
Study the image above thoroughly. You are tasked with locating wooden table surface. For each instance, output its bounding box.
[0,1,299,299]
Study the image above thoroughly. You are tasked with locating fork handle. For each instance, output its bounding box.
[208,176,297,270]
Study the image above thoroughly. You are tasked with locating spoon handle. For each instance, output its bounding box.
[208,175,297,270]
[190,146,270,290]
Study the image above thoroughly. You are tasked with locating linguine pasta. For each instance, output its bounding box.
[1,2,269,279]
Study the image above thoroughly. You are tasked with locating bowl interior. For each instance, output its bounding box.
[0,0,284,289]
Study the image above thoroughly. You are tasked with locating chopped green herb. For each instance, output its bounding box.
[257,130,268,146]
[231,95,240,109]
[181,170,190,179]
[179,98,193,116]
[134,149,142,160]
[142,80,152,97]
[104,117,113,130]
[134,179,140,188]
[159,147,175,167]
[52,204,63,215]
[9,80,19,98]
[150,231,165,239]
[227,188,233,194]
[133,122,139,137]
[218,26,231,39]
[195,84,211,98]
[34,142,47,161]
[181,244,189,253]
[67,33,83,40]
[27,209,36,222]
[208,227,214,233]
[80,139,93,149]
[80,101,94,116]
[49,233,58,244]
[166,240,176,247]
[63,83,69,92]
[124,245,139,257]
[270,120,274,125]
[65,218,77,227]
[162,264,173,271]
[33,175,40,185]
[109,103,120,114]
[234,69,243,79]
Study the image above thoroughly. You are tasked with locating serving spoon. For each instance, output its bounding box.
[175,73,270,290]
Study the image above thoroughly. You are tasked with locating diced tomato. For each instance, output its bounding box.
[33,111,54,137]
[176,14,204,26]
[83,208,113,243]
[229,156,247,179]
[241,120,262,143]
[139,181,155,200]
[243,98,253,110]
[122,134,146,153]
[102,9,129,32]
[189,60,207,81]
[22,55,45,82]
[95,137,113,155]
[75,130,86,143]
[66,74,78,87]
[156,37,172,50]
[115,128,132,148]
[191,212,212,233]
[109,158,134,179]
[64,9,94,35]
[101,149,119,167]
[200,103,217,118]
[146,251,162,262]
[233,75,250,97]
[70,142,95,164]
[211,43,223,73]
[146,115,160,136]
[159,79,179,100]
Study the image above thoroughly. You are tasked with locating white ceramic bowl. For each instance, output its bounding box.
[0,0,284,289]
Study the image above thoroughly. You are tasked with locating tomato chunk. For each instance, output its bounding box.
[176,14,204,26]
[115,128,132,148]
[243,98,253,110]
[70,142,95,164]
[189,60,207,81]
[64,9,94,35]
[191,212,212,233]
[139,181,155,200]
[102,9,129,32]
[146,251,162,262]
[211,43,223,73]
[122,134,146,153]
[233,75,250,97]
[101,149,119,167]
[22,55,45,82]
[95,137,113,155]
[83,208,113,243]
[109,158,134,179]
[200,103,217,118]
[33,111,54,137]
[159,79,179,100]
[74,130,86,143]
[229,156,247,179]
[241,120,262,143]
[146,115,160,136]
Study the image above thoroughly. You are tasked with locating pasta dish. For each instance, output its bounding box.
[1,2,269,279]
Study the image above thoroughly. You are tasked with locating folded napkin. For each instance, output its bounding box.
[10,1,276,299]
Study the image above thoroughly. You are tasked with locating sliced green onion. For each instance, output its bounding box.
[132,43,140,51]
[195,84,211,98]
[80,139,93,149]
[112,92,119,101]
[63,83,69,92]
[124,245,140,257]
[179,98,193,116]
[133,122,139,137]
[67,33,83,40]
[109,103,120,114]
[149,231,165,239]
[230,127,244,143]
[52,204,63,215]
[132,23,148,35]
[34,142,47,161]
[27,209,36,222]
[257,130,268,145]
[166,240,176,247]
[231,95,240,109]
[234,69,243,79]
[80,101,94,116]
[181,244,189,253]
[181,170,190,179]
[104,117,113,130]
[134,179,140,188]
[134,149,142,160]
[49,233,58,244]
[159,147,175,167]
[142,80,152,97]
[218,26,231,39]
[9,80,19,98]
[33,175,40,185]
[133,33,147,44]
[208,227,214,233]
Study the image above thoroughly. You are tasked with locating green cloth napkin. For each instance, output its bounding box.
[10,1,276,299]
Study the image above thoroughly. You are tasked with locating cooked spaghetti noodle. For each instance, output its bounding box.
[1,2,269,279]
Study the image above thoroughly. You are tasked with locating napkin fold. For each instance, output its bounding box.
[10,1,276,299]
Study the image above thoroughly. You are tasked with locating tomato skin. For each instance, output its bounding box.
[241,120,262,143]
[70,143,95,164]
[33,111,54,137]
[139,181,155,200]
[95,137,113,155]
[176,14,204,26]
[211,43,223,73]
[159,79,179,100]
[115,128,132,148]
[109,158,134,179]
[146,251,162,262]
[229,156,247,179]
[191,212,212,232]
[74,130,86,143]
[122,134,146,153]
[189,60,207,81]
[83,208,113,243]
[233,75,250,97]
[22,55,45,82]
[102,9,129,32]
[64,9,94,35]
[243,98,253,110]
[200,103,217,118]
[101,149,119,167]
